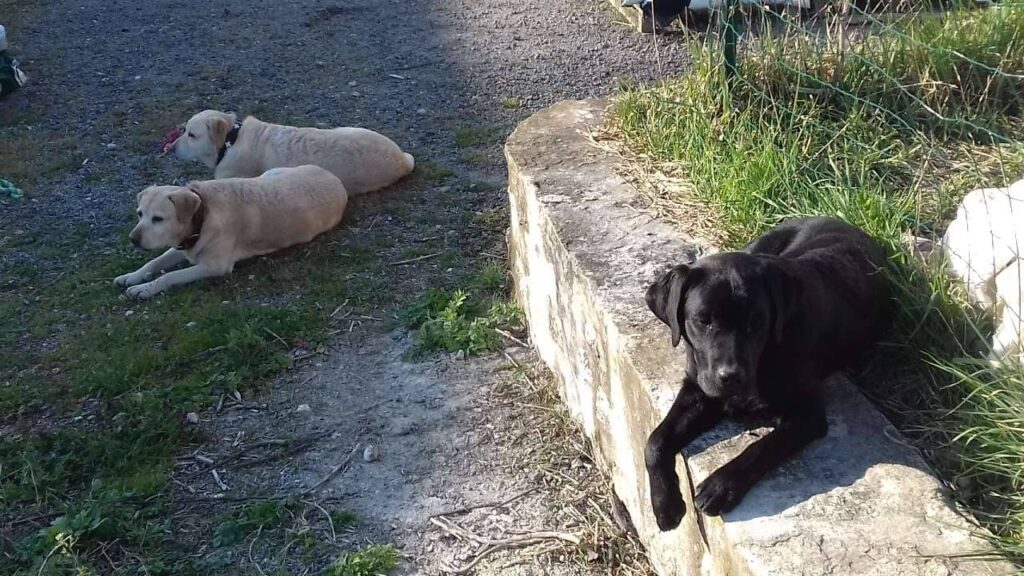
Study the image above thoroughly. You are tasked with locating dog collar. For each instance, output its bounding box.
[176,202,206,251]
[215,121,243,165]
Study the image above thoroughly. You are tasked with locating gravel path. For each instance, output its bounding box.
[2,0,688,244]
[1,0,689,572]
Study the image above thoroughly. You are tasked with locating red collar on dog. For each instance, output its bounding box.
[215,121,243,166]
[176,203,206,251]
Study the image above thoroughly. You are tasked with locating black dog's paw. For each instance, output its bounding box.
[652,493,686,531]
[694,471,745,516]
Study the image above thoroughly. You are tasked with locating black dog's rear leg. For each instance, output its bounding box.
[645,384,723,531]
[694,401,827,516]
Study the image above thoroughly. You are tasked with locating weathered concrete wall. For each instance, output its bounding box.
[506,99,1015,575]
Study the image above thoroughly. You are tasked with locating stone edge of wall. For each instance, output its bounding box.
[505,98,1014,575]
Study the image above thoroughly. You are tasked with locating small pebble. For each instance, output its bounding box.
[348,80,358,87]
[185,321,197,329]
[453,349,466,361]
[351,91,361,97]
[185,412,200,424]
[105,143,118,150]
[363,445,380,462]
[124,310,135,317]
[295,403,312,414]
[417,108,427,115]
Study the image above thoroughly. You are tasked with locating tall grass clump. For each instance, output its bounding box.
[614,3,1024,561]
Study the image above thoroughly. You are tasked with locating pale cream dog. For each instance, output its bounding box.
[943,178,1024,362]
[172,110,415,195]
[115,165,347,300]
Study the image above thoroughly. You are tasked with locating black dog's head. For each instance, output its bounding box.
[645,253,802,400]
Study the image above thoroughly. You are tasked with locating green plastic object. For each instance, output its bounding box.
[0,178,24,199]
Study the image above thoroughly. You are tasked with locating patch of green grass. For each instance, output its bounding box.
[327,544,397,576]
[454,124,504,148]
[458,149,493,166]
[473,261,507,293]
[501,97,523,110]
[0,130,85,191]
[211,500,300,548]
[615,3,1024,562]
[329,509,360,529]
[0,219,396,572]
[410,159,455,185]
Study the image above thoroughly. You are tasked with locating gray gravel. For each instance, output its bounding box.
[0,0,688,266]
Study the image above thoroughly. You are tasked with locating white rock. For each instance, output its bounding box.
[185,412,200,424]
[295,404,312,414]
[363,445,380,462]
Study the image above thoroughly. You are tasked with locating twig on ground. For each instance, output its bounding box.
[391,59,443,71]
[263,327,290,348]
[430,516,581,574]
[430,486,540,519]
[5,511,62,528]
[211,469,230,491]
[305,499,338,543]
[391,252,442,265]
[248,526,268,576]
[494,328,529,348]
[190,345,228,361]
[301,442,361,497]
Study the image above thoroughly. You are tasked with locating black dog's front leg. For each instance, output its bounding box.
[694,401,827,516]
[645,384,723,531]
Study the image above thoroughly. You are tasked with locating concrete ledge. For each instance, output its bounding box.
[506,99,1014,575]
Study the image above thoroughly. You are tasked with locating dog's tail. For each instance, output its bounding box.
[402,152,415,173]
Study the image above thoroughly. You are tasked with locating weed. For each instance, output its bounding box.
[327,544,397,576]
[501,97,523,110]
[401,260,521,358]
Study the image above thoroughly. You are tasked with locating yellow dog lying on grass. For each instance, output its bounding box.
[115,165,346,300]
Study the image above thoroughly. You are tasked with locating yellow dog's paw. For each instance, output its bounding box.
[114,272,145,288]
[125,282,162,300]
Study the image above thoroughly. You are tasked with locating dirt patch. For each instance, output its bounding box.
[167,330,650,574]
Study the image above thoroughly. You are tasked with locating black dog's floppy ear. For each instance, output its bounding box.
[764,262,802,343]
[645,264,691,348]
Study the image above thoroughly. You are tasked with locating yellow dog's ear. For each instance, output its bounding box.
[167,186,202,225]
[135,186,157,209]
[206,116,231,148]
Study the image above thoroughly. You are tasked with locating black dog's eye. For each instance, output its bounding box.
[152,216,164,223]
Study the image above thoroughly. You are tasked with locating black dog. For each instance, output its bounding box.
[644,216,888,531]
